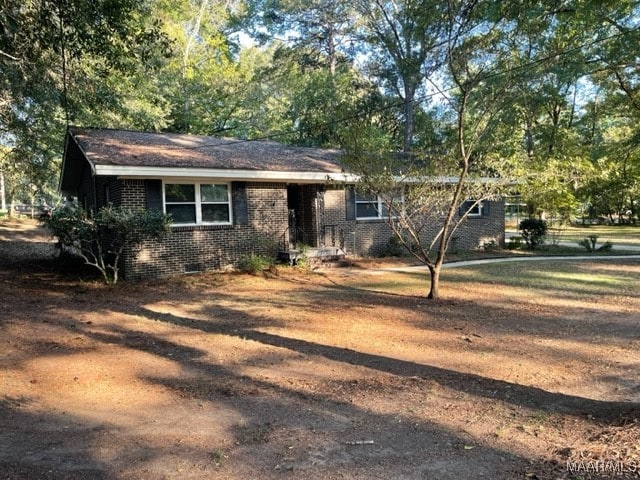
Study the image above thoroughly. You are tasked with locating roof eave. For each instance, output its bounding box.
[94,165,360,184]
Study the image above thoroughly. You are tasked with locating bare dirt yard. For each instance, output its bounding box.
[1,219,639,479]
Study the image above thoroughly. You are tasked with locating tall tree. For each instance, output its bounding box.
[157,0,249,134]
[1,0,171,205]
[248,0,357,76]
[356,0,447,152]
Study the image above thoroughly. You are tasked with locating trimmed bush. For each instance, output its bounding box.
[518,218,548,250]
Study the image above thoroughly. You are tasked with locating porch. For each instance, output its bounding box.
[279,184,347,265]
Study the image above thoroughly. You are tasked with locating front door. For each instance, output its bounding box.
[287,185,323,248]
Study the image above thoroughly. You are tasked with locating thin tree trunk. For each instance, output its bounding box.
[428,263,441,299]
[181,0,210,133]
[327,23,336,76]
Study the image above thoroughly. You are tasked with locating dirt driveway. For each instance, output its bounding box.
[1,220,639,479]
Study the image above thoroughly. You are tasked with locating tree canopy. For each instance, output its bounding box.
[1,0,638,226]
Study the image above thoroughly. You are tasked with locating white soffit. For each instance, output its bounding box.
[94,165,360,183]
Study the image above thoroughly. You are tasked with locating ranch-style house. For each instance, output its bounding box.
[59,127,505,280]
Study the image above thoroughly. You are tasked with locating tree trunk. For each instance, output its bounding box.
[327,23,336,76]
[181,0,210,133]
[427,263,441,299]
[402,83,416,152]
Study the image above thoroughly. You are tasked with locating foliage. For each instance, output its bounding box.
[482,240,499,252]
[519,218,548,250]
[1,0,172,207]
[292,241,311,269]
[44,205,171,284]
[354,0,448,152]
[382,235,405,257]
[341,0,518,299]
[239,253,274,274]
[577,235,613,253]
[506,236,523,250]
[4,0,640,293]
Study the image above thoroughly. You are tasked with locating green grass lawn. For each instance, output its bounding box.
[440,257,640,298]
[507,223,640,247]
[549,224,640,246]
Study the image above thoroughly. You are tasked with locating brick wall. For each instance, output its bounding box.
[350,201,505,256]
[120,181,289,280]
[322,186,354,250]
[104,177,504,280]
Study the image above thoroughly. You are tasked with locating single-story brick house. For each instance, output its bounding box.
[59,127,504,280]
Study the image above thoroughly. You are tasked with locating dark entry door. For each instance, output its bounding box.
[287,185,322,247]
[287,185,302,246]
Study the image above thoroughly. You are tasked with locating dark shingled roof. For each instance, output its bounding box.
[69,127,346,173]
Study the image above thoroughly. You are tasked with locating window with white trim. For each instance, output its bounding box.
[164,183,232,225]
[355,190,403,219]
[462,200,484,217]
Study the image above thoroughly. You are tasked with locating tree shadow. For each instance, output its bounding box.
[4,270,636,478]
[117,304,639,423]
[75,323,534,479]
[0,396,116,480]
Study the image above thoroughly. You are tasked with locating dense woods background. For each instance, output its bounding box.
[1,0,638,223]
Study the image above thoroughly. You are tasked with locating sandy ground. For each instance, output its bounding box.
[1,219,639,479]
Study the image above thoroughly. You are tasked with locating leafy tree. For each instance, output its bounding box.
[342,1,520,299]
[250,0,357,75]
[501,1,640,222]
[44,206,172,284]
[355,0,447,152]
[1,0,172,206]
[156,0,251,134]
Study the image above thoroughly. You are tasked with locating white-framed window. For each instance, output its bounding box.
[462,200,484,217]
[355,190,403,219]
[164,182,232,225]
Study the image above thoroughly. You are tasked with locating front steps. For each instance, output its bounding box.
[278,246,346,266]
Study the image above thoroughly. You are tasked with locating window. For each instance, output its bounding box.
[355,190,403,219]
[355,192,381,219]
[461,200,484,217]
[164,183,231,225]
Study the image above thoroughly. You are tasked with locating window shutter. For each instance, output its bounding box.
[483,201,490,216]
[345,185,356,221]
[145,180,163,211]
[459,200,470,217]
[233,182,248,225]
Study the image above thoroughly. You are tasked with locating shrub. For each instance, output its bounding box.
[482,240,499,252]
[239,253,274,274]
[293,242,311,270]
[506,236,523,250]
[578,235,613,252]
[383,235,405,257]
[44,205,171,284]
[518,218,548,250]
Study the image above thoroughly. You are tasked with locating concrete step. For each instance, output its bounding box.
[278,247,346,265]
